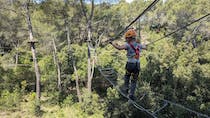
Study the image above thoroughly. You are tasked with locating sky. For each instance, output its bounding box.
[34,0,135,4]
[34,0,167,4]
[125,0,134,3]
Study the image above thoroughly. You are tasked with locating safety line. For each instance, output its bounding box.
[147,13,210,45]
[98,68,157,118]
[110,0,160,41]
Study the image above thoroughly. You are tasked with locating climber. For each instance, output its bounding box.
[109,28,146,100]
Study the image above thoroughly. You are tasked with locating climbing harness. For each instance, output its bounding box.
[128,43,140,59]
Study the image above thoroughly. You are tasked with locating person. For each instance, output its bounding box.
[109,28,146,100]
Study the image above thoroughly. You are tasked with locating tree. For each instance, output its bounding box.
[25,0,41,113]
[80,0,95,93]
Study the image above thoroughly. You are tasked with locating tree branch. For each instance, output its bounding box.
[89,0,94,22]
[79,0,88,23]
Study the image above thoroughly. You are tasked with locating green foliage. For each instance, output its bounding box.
[80,89,105,116]
[72,44,88,80]
[106,87,120,100]
[62,94,74,107]
[137,82,160,110]
[0,0,210,117]
[0,89,21,110]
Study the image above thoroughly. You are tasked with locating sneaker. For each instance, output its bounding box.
[120,86,128,95]
[128,95,136,101]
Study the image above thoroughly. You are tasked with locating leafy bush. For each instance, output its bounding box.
[0,89,21,110]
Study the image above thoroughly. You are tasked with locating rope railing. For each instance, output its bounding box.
[152,101,168,115]
[98,67,210,118]
[98,67,157,118]
[147,13,210,45]
[163,100,210,118]
[94,2,210,118]
[110,0,160,41]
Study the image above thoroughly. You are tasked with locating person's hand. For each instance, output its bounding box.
[109,38,114,44]
[109,40,113,44]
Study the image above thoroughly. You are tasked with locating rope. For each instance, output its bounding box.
[152,101,168,115]
[96,4,210,118]
[98,68,157,118]
[147,13,210,45]
[99,67,210,118]
[163,100,210,118]
[110,0,160,41]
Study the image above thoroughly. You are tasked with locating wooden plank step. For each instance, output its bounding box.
[101,68,114,71]
[102,71,115,75]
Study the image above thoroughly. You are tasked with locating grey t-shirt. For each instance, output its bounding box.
[125,42,144,63]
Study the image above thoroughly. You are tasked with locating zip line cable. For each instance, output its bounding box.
[147,13,210,45]
[110,0,160,41]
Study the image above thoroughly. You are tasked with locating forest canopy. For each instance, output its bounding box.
[0,0,209,117]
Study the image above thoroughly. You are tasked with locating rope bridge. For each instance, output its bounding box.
[97,67,210,118]
[93,0,210,117]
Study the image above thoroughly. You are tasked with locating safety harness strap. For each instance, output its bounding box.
[129,43,140,59]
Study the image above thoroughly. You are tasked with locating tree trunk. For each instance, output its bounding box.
[14,44,19,67]
[25,2,41,103]
[9,0,14,5]
[192,38,197,48]
[62,0,71,50]
[87,45,92,92]
[63,2,82,100]
[65,21,71,49]
[87,23,95,93]
[15,52,18,65]
[80,0,95,93]
[52,37,61,91]
[73,61,82,102]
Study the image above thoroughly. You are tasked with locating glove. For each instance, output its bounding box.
[109,40,113,44]
[109,38,114,44]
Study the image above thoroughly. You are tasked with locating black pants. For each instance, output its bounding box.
[124,62,140,96]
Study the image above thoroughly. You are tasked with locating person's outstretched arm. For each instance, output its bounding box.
[110,42,126,50]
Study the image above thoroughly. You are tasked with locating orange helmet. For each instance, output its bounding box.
[125,29,137,38]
